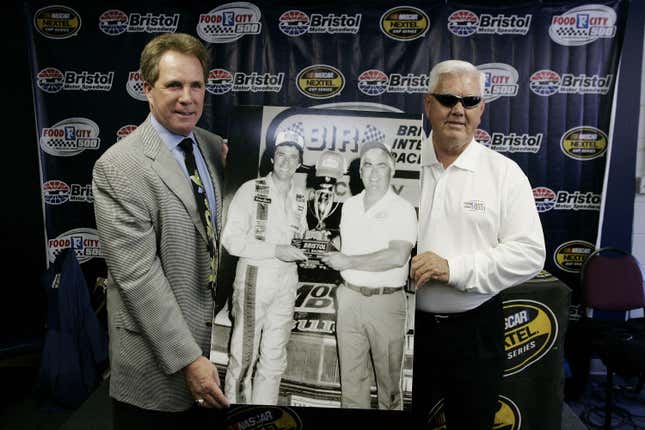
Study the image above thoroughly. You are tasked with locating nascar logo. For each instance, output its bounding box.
[98,9,180,35]
[197,2,262,43]
[427,396,521,430]
[296,65,345,99]
[48,228,103,264]
[36,67,114,93]
[478,63,519,102]
[279,10,361,36]
[553,240,595,273]
[447,9,531,37]
[126,70,147,101]
[40,118,101,157]
[34,5,81,39]
[380,6,429,41]
[530,70,613,96]
[560,126,608,160]
[549,4,617,46]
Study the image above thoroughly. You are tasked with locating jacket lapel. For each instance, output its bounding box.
[139,119,208,242]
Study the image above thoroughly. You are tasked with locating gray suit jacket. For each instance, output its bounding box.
[92,117,224,411]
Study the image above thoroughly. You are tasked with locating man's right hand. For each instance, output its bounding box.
[275,245,308,262]
[183,356,229,408]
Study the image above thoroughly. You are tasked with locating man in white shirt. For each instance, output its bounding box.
[222,130,308,405]
[411,60,545,428]
[321,142,417,409]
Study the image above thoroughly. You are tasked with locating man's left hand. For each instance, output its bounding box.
[410,251,449,287]
[321,252,352,271]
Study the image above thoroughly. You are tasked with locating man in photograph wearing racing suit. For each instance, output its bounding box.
[222,130,308,405]
[321,139,417,409]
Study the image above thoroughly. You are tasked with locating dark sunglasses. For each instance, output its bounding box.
[430,93,482,109]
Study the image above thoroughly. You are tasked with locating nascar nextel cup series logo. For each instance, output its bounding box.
[357,69,428,96]
[503,300,558,376]
[48,228,103,264]
[560,126,608,160]
[554,240,595,273]
[533,186,601,213]
[43,180,93,205]
[40,118,101,157]
[34,5,81,39]
[529,70,613,96]
[98,9,180,35]
[477,63,519,102]
[224,406,302,430]
[278,10,361,36]
[447,9,531,36]
[380,6,429,41]
[427,396,521,430]
[549,4,617,46]
[206,69,284,95]
[197,2,262,43]
[37,67,114,93]
[296,65,345,99]
[475,129,542,154]
[126,70,147,101]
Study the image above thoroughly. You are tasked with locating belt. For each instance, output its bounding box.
[344,282,403,297]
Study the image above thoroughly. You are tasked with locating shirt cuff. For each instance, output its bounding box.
[447,255,466,291]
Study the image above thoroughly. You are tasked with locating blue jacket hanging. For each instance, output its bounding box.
[38,248,108,409]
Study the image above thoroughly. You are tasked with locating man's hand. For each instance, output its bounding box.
[320,252,352,271]
[275,245,308,262]
[410,251,449,288]
[183,356,229,408]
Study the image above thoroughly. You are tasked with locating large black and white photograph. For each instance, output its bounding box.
[209,105,422,409]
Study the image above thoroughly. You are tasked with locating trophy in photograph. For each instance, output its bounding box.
[292,150,346,270]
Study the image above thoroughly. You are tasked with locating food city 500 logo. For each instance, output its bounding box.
[549,4,617,46]
[529,70,613,96]
[477,63,519,102]
[278,10,361,36]
[197,2,262,43]
[126,70,147,101]
[43,180,93,205]
[36,67,114,93]
[447,9,531,36]
[98,10,180,35]
[40,118,101,157]
[48,228,103,264]
[357,69,428,96]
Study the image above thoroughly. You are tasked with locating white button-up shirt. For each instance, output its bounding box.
[340,188,417,287]
[417,133,546,313]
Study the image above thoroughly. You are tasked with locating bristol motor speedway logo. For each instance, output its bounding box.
[116,125,138,141]
[549,4,617,46]
[197,2,262,43]
[278,10,361,36]
[357,69,428,96]
[447,9,531,36]
[478,63,519,102]
[475,129,542,154]
[98,9,180,35]
[206,69,284,95]
[126,70,147,101]
[36,67,114,93]
[533,186,600,212]
[529,70,613,96]
[43,180,93,205]
[48,228,103,264]
[40,118,101,157]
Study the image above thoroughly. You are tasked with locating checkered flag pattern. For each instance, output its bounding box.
[361,124,386,144]
[283,121,305,139]
[555,27,588,37]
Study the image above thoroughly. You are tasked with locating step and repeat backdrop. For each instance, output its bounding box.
[24,0,626,427]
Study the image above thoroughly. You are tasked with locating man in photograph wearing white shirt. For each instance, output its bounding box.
[322,139,417,410]
[411,60,546,428]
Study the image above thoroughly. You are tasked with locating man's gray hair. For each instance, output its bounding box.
[359,146,396,178]
[427,60,485,95]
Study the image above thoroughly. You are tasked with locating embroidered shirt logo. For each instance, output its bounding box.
[464,200,485,212]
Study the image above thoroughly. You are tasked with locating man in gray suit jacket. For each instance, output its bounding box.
[93,33,229,428]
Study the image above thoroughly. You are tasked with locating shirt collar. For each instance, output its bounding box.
[149,114,196,152]
[359,187,396,213]
[421,130,480,172]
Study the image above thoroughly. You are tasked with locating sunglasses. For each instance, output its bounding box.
[430,93,482,109]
